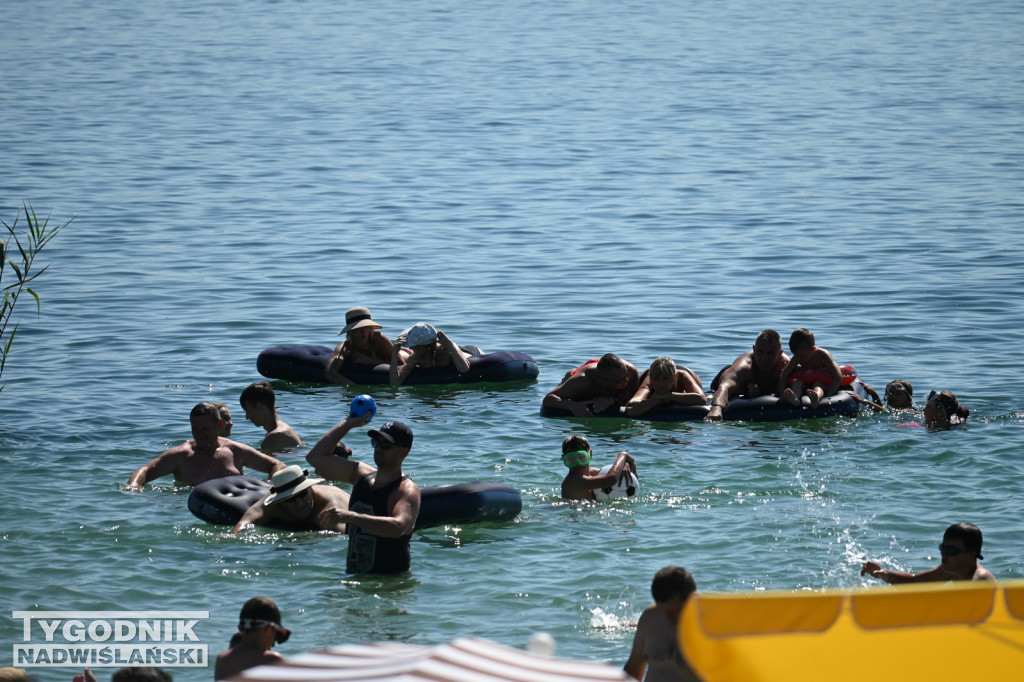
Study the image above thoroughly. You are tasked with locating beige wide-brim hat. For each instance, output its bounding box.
[339,306,383,335]
[264,465,323,506]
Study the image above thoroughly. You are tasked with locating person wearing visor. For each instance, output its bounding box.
[861,522,993,583]
[230,465,350,534]
[215,596,290,680]
[389,322,473,386]
[560,434,636,500]
[326,306,403,386]
[306,414,421,573]
[544,353,640,417]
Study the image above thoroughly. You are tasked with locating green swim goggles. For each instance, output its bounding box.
[562,450,592,468]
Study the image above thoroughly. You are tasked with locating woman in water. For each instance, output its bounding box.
[326,306,403,385]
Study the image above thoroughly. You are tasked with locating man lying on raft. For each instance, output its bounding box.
[543,353,639,417]
[230,465,350,534]
[129,402,285,490]
[704,330,790,423]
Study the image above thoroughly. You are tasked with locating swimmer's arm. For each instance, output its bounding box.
[777,357,798,396]
[306,415,372,483]
[389,333,417,385]
[623,608,650,680]
[437,330,471,373]
[238,445,285,477]
[583,452,635,490]
[823,352,843,396]
[333,480,420,537]
[705,374,739,422]
[127,448,183,490]
[861,561,939,584]
[230,496,272,533]
[543,378,594,417]
[624,386,655,417]
[325,342,355,385]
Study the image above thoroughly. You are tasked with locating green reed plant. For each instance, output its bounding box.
[1,203,73,393]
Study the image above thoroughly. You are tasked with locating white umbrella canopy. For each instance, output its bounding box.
[227,637,634,682]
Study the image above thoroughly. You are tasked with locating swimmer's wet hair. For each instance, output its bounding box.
[561,434,590,454]
[651,566,697,603]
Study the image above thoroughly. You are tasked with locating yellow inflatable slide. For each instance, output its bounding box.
[679,579,1024,681]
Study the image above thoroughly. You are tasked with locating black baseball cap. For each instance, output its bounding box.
[368,420,414,448]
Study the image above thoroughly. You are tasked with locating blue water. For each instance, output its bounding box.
[2,0,1023,678]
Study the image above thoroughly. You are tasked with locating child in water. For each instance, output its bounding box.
[559,434,636,500]
[778,328,843,409]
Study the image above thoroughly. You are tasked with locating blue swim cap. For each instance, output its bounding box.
[349,394,377,422]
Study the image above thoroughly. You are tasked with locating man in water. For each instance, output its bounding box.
[128,402,285,489]
[704,329,790,422]
[306,415,420,574]
[239,381,302,452]
[543,353,639,417]
[230,464,350,534]
[861,522,994,582]
[624,565,701,682]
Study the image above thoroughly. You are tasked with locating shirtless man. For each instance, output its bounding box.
[230,465,349,533]
[543,353,639,417]
[128,402,285,490]
[861,522,994,583]
[625,356,706,418]
[624,566,700,682]
[306,417,421,574]
[239,381,302,452]
[560,434,637,500]
[704,330,790,422]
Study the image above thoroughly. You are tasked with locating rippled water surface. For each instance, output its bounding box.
[2,0,1023,678]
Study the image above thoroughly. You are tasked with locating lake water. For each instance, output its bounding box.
[2,0,1023,678]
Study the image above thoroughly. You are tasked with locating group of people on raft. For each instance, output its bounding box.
[543,327,968,426]
[328,306,969,427]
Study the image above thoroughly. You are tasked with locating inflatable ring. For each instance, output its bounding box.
[257,345,539,385]
[539,381,870,422]
[188,475,522,531]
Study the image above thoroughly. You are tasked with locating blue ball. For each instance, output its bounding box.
[349,394,377,422]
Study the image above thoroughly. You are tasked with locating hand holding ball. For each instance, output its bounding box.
[349,394,377,422]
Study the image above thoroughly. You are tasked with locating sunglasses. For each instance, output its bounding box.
[370,435,395,451]
[562,450,592,468]
[939,543,969,557]
[240,618,291,643]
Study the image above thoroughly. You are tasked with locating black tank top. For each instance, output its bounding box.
[346,473,412,573]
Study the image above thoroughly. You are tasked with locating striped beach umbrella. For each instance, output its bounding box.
[226,636,633,681]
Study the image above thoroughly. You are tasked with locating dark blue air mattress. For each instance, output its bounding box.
[256,345,539,385]
[187,475,522,531]
[539,382,869,422]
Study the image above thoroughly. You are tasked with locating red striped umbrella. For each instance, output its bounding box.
[226,637,633,682]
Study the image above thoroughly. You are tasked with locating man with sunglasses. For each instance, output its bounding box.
[306,414,421,573]
[229,464,351,534]
[861,522,993,583]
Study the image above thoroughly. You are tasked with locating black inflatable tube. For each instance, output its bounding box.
[256,345,539,385]
[539,382,869,422]
[187,475,522,531]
